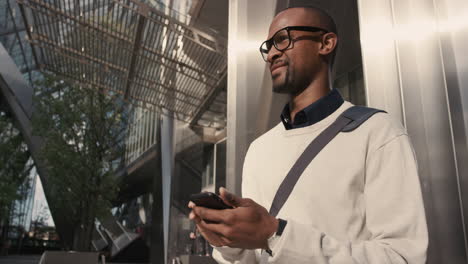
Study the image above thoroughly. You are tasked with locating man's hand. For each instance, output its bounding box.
[188,187,278,249]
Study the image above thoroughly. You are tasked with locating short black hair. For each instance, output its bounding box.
[285,4,338,35]
[281,3,338,68]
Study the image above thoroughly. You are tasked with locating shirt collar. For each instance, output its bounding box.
[280,89,344,130]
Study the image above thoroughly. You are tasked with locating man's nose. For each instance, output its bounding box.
[267,46,282,63]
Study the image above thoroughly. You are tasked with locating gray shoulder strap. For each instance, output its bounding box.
[268,105,385,217]
[341,105,386,132]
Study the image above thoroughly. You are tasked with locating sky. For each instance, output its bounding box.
[32,173,55,227]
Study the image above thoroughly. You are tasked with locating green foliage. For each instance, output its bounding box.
[0,112,32,222]
[32,73,128,249]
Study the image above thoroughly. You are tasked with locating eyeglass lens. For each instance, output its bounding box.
[260,28,291,61]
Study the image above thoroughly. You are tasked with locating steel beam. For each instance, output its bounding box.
[0,26,27,37]
[124,4,147,99]
[0,42,74,248]
[17,0,40,76]
[189,70,226,127]
[7,0,33,85]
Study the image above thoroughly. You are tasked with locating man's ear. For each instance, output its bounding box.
[318,32,338,56]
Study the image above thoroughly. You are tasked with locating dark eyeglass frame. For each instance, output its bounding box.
[259,26,329,62]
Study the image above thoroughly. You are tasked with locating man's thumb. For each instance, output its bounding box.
[219,187,243,207]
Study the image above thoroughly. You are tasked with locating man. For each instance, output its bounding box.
[188,5,428,264]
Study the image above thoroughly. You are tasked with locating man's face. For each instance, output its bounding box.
[266,8,328,95]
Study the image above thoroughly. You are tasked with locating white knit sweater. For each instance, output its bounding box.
[213,101,428,264]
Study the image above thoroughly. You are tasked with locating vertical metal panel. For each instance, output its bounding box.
[160,114,174,264]
[226,0,278,195]
[357,0,404,123]
[435,1,468,260]
[150,115,164,264]
[359,0,468,262]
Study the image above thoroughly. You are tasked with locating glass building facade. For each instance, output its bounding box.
[0,0,41,87]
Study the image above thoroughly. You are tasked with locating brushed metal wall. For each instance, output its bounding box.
[359,0,468,262]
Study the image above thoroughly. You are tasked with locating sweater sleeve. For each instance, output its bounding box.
[212,247,257,264]
[265,134,428,264]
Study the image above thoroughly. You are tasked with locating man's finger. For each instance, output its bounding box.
[219,187,245,207]
[189,210,202,223]
[198,219,230,239]
[192,206,231,223]
[195,221,230,247]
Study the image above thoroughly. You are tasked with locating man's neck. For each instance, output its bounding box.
[289,72,331,123]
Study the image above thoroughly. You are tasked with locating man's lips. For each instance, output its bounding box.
[270,63,287,73]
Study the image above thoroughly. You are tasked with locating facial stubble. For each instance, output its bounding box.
[272,65,293,94]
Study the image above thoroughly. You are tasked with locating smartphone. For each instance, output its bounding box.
[190,192,233,210]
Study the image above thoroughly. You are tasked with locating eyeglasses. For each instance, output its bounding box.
[259,26,329,62]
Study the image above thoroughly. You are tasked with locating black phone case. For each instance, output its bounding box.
[190,192,233,210]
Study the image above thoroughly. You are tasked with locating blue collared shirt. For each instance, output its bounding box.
[280,89,344,130]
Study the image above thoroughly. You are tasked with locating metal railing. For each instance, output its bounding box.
[124,107,159,165]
